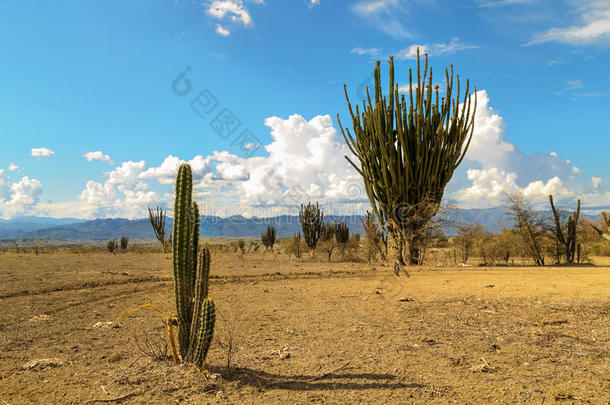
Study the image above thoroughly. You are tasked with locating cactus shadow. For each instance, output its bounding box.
[211,365,424,391]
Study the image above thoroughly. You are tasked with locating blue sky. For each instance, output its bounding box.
[0,0,609,219]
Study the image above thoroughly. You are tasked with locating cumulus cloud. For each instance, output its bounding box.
[527,0,610,45]
[10,94,608,219]
[8,163,18,171]
[30,147,54,158]
[446,89,605,208]
[0,172,43,219]
[83,151,113,165]
[397,37,478,60]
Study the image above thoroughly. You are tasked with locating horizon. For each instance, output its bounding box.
[1,0,609,220]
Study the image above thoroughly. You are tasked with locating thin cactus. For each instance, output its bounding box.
[338,50,476,272]
[549,195,580,264]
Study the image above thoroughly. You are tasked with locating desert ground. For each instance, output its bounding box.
[0,249,608,404]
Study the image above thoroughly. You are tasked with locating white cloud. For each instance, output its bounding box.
[527,0,610,45]
[8,163,19,171]
[30,147,54,158]
[446,89,602,208]
[592,176,602,188]
[565,79,584,89]
[206,0,264,35]
[397,37,478,60]
[310,0,320,6]
[216,24,230,36]
[83,151,113,165]
[352,0,416,39]
[0,174,43,219]
[350,47,381,57]
[140,155,212,185]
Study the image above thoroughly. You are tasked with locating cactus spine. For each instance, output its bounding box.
[338,50,476,272]
[173,163,215,366]
[549,195,580,264]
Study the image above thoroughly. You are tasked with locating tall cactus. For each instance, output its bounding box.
[549,195,580,264]
[173,163,215,367]
[299,202,323,252]
[338,50,476,272]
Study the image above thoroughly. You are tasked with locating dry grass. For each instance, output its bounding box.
[0,251,608,404]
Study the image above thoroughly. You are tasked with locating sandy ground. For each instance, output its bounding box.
[0,251,608,404]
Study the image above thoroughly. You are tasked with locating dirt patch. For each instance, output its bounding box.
[0,252,608,404]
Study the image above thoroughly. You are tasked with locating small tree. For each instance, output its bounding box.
[286,231,302,259]
[237,239,245,256]
[120,236,129,251]
[361,211,386,262]
[260,226,277,252]
[589,211,610,242]
[148,206,168,253]
[454,223,484,264]
[299,202,323,253]
[106,240,117,253]
[505,192,550,266]
[335,221,350,253]
[549,195,580,264]
[318,222,337,261]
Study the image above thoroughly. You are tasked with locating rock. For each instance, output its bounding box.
[91,321,120,329]
[23,358,63,370]
[28,314,52,323]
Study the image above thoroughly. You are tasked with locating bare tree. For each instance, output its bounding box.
[454,222,484,264]
[505,193,550,266]
[148,206,168,253]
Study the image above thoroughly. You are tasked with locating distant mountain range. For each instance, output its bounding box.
[0,208,520,241]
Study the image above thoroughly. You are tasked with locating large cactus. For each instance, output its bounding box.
[338,50,476,272]
[173,163,215,367]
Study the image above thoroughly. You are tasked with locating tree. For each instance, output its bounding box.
[589,211,610,242]
[106,240,117,253]
[148,206,168,253]
[318,222,337,261]
[260,226,277,252]
[505,193,550,266]
[361,211,386,263]
[338,50,477,273]
[549,195,580,264]
[334,221,350,253]
[454,222,484,264]
[120,236,129,251]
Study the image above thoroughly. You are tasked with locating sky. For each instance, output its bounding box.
[0,0,609,220]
